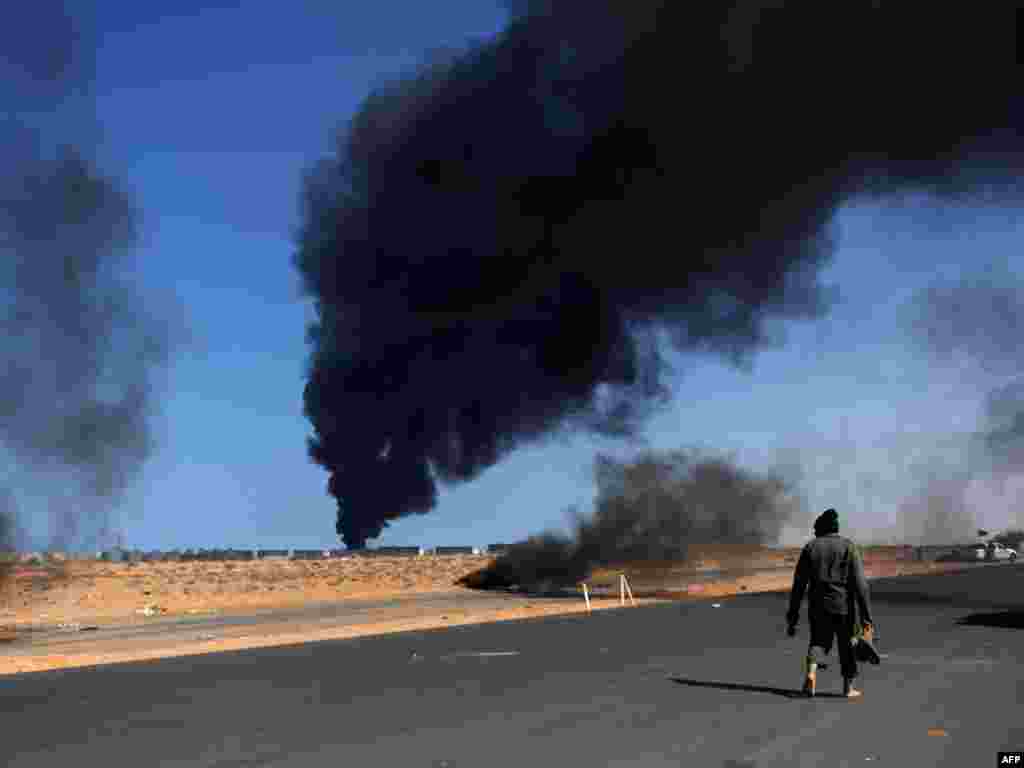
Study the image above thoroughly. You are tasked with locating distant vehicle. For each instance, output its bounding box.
[984,542,1018,562]
[935,540,1020,563]
[959,542,1019,562]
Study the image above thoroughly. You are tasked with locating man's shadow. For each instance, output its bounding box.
[669,677,846,699]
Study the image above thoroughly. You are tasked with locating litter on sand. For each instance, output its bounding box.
[56,623,99,632]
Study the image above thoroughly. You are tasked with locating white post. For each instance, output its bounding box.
[582,583,591,612]
[622,574,636,606]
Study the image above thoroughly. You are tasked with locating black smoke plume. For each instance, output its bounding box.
[1,2,171,551]
[0,489,21,554]
[295,1,1023,548]
[462,449,801,590]
[0,490,14,598]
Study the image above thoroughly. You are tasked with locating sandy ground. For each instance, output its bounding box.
[0,547,973,676]
[1,554,496,627]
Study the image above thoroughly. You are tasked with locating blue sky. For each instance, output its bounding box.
[19,2,1022,550]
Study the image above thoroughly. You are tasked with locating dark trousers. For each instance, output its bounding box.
[807,609,858,680]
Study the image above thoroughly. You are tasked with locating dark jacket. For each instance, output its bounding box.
[787,533,873,626]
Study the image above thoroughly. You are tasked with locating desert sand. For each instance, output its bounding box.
[0,546,972,676]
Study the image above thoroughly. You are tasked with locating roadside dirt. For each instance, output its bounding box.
[0,554,495,627]
[0,547,973,676]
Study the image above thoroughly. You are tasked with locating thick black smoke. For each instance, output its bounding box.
[907,264,1024,541]
[1,3,170,551]
[0,490,14,596]
[463,449,801,589]
[0,489,21,554]
[295,1,1023,548]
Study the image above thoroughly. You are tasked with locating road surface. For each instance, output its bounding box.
[4,591,586,659]
[3,564,1022,767]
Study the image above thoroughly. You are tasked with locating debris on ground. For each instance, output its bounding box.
[56,623,99,632]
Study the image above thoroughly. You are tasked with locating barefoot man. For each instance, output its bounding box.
[786,508,875,698]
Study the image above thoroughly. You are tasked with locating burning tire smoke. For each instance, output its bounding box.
[462,449,801,590]
[1,2,172,552]
[295,2,1023,548]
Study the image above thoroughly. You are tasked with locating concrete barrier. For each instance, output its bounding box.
[291,549,330,560]
[352,546,424,556]
[256,549,290,560]
[433,546,480,555]
[213,549,251,561]
[379,546,425,556]
[137,549,257,562]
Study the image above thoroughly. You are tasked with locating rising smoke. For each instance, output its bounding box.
[0,489,21,554]
[906,263,1024,541]
[1,2,171,552]
[463,449,801,589]
[295,2,1023,549]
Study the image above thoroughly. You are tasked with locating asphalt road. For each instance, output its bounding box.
[3,565,1022,768]
[5,591,586,658]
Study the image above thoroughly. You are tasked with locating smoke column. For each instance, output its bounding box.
[295,2,1023,548]
[463,448,802,589]
[1,2,171,551]
[912,264,1024,469]
[906,263,1024,540]
[0,489,22,554]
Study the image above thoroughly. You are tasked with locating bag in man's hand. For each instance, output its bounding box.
[852,622,881,665]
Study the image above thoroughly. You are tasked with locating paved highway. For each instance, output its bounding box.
[5,591,585,658]
[3,564,1022,767]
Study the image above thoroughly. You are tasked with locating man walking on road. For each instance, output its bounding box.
[786,508,875,699]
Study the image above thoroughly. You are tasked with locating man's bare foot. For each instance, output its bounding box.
[843,679,862,698]
[802,674,816,698]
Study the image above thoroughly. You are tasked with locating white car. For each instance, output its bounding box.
[969,542,1019,562]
